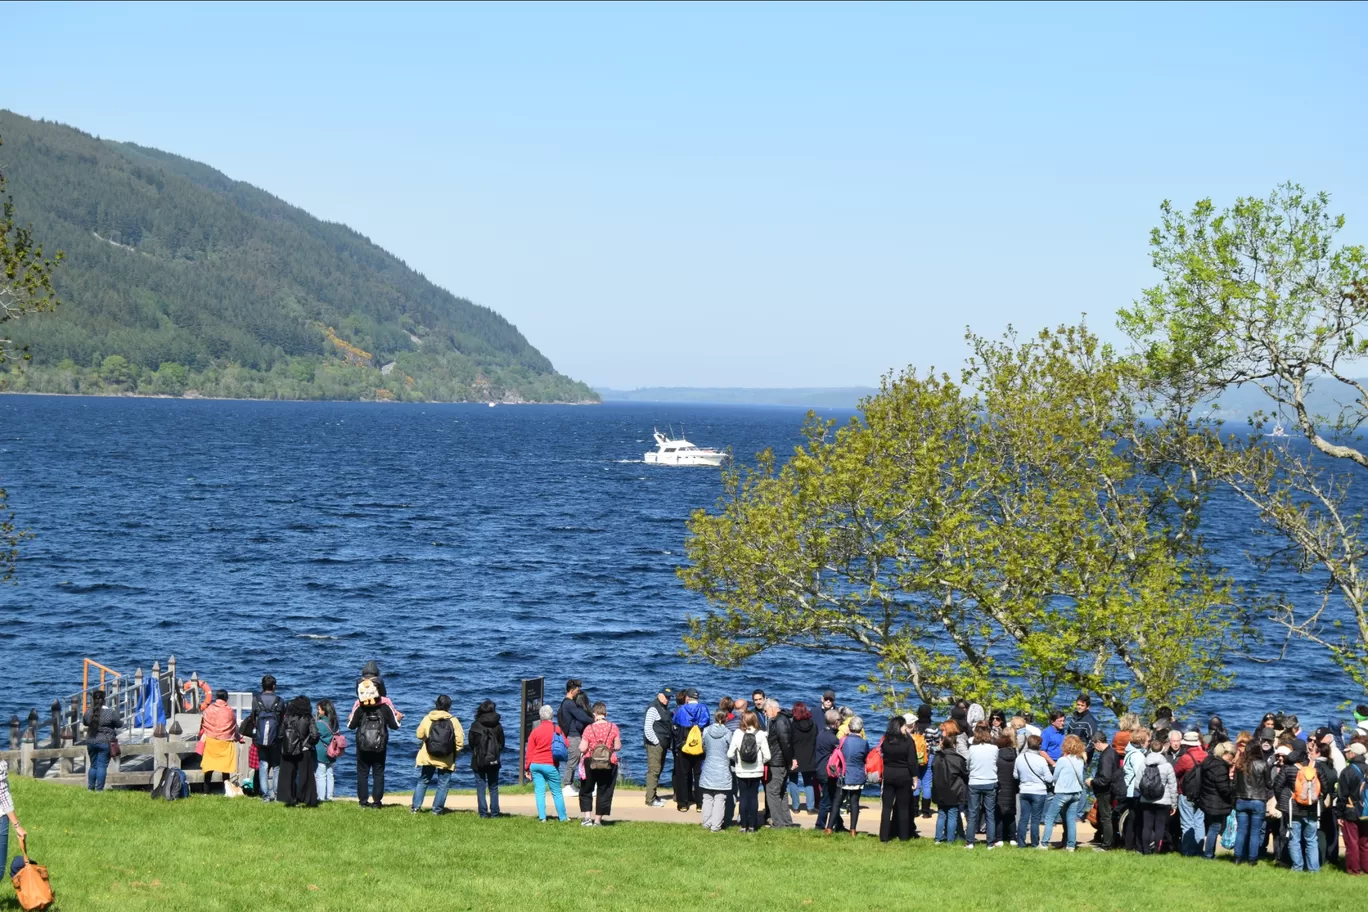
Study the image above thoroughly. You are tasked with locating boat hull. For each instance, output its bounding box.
[643,452,727,467]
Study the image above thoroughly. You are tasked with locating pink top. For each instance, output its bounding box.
[580,720,622,766]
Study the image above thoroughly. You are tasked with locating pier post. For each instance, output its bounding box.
[49,700,61,748]
[24,709,38,745]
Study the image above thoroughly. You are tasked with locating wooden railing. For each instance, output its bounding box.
[0,737,211,788]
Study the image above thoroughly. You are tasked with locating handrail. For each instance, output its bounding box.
[81,658,125,714]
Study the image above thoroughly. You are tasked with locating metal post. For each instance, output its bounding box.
[166,656,177,720]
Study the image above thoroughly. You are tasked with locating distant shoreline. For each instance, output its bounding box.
[0,390,600,406]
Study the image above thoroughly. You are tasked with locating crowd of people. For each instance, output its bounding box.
[43,665,1368,876]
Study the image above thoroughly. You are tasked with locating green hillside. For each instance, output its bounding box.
[0,110,596,403]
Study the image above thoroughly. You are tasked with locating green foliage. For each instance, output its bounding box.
[681,324,1244,717]
[0,110,596,403]
[1121,184,1368,688]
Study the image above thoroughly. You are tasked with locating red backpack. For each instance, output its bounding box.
[826,736,848,783]
[865,740,884,783]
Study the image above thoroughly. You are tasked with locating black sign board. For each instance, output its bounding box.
[518,677,544,783]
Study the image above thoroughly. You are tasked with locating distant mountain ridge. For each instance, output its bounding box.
[597,387,877,408]
[0,110,596,403]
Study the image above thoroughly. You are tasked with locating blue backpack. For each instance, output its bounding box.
[551,727,569,763]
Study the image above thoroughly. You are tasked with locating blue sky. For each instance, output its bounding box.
[3,1,1365,388]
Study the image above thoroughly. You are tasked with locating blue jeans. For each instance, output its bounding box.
[966,784,997,846]
[530,763,567,821]
[787,770,816,813]
[1178,796,1203,856]
[314,763,334,801]
[1234,799,1266,864]
[1044,792,1081,849]
[86,742,111,790]
[1203,812,1226,859]
[1018,793,1048,846]
[1288,818,1319,872]
[475,767,501,817]
[412,766,451,811]
[935,805,961,843]
[920,757,934,802]
[258,761,279,801]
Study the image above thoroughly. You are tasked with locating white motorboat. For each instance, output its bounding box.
[643,429,727,466]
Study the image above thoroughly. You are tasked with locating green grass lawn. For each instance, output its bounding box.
[3,778,1359,911]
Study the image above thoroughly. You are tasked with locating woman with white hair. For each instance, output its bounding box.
[524,703,569,822]
[838,717,870,835]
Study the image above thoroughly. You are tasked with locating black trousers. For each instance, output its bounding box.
[1141,803,1168,855]
[880,780,914,842]
[1123,797,1142,851]
[842,788,862,832]
[355,749,386,806]
[996,803,1016,845]
[279,752,318,807]
[738,776,761,829]
[579,765,617,816]
[1094,789,1117,846]
[674,752,702,810]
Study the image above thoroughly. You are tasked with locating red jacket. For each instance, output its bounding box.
[1173,744,1208,782]
[525,720,563,769]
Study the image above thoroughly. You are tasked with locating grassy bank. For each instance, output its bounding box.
[3,779,1357,911]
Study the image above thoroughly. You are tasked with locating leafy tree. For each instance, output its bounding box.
[1120,183,1368,688]
[680,324,1243,716]
[99,354,136,388]
[1,134,62,582]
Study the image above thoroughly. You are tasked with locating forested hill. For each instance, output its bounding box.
[0,111,597,403]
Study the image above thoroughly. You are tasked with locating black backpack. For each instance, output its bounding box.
[739,731,758,764]
[425,717,456,757]
[357,708,387,753]
[150,767,188,801]
[283,714,312,756]
[1139,763,1166,802]
[475,727,502,770]
[253,694,282,748]
[1180,760,1203,801]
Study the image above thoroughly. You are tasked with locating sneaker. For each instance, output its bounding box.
[986,844,995,851]
[1037,844,1050,851]
[994,841,1005,848]
[1065,847,1076,852]
[431,808,448,817]
[565,787,580,797]
[409,807,421,814]
[965,843,975,850]
[649,799,665,808]
[580,818,594,826]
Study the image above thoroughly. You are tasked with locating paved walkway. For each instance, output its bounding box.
[385,785,1106,842]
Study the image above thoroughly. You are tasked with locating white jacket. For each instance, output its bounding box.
[728,727,771,779]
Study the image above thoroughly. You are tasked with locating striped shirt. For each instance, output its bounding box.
[0,759,13,816]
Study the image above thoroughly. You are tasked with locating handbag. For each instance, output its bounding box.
[12,837,54,911]
[108,739,121,759]
[1220,809,1237,849]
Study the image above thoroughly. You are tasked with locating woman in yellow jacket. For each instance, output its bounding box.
[411,695,465,815]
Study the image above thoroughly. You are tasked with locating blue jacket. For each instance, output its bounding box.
[839,735,870,787]
[814,727,841,778]
[699,723,734,790]
[1040,725,1066,761]
[671,702,711,748]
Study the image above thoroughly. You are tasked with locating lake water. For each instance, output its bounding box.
[0,396,1359,792]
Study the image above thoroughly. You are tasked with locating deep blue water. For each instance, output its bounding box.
[0,396,1359,792]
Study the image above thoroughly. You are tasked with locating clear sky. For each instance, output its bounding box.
[3,1,1365,388]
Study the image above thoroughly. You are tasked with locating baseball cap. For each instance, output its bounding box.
[823,690,836,702]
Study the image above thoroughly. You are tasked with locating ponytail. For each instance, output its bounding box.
[88,689,106,730]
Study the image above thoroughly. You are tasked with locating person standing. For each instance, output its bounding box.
[249,676,285,802]
[1122,728,1151,851]
[814,709,842,832]
[82,688,123,792]
[0,758,29,881]
[933,722,969,845]
[199,689,239,789]
[557,680,592,796]
[1172,728,1208,855]
[468,699,506,818]
[751,690,768,731]
[1232,732,1274,865]
[994,731,1019,847]
[965,723,999,849]
[1040,711,1067,762]
[878,715,920,842]
[279,695,320,807]
[913,704,941,818]
[671,689,710,812]
[1014,733,1054,848]
[411,695,462,815]
[577,702,622,827]
[1065,695,1100,760]
[348,678,400,809]
[1043,735,1089,851]
[642,688,673,808]
[1338,741,1368,875]
[728,710,770,833]
[763,698,796,828]
[838,718,870,836]
[1138,739,1179,855]
[525,704,570,822]
[787,702,818,816]
[313,699,339,802]
[1088,730,1119,849]
[1279,738,1332,872]
[699,710,733,832]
